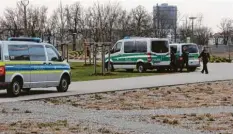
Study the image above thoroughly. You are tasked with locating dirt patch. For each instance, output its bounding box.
[44,80,233,110]
[147,112,233,134]
[1,120,126,134]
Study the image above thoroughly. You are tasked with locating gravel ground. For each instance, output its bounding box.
[45,80,233,110]
[124,112,233,134]
[0,101,204,134]
[1,81,233,134]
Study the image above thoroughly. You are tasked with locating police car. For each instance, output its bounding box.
[105,37,171,73]
[169,43,200,71]
[0,37,71,97]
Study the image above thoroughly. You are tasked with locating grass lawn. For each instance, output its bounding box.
[70,62,168,81]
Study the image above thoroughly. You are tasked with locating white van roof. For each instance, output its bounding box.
[170,43,197,46]
[119,37,169,42]
[0,41,54,46]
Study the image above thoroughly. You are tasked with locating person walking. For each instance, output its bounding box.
[198,47,210,74]
[170,47,177,72]
[180,46,189,72]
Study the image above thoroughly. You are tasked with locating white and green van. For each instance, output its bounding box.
[169,43,200,71]
[105,37,170,73]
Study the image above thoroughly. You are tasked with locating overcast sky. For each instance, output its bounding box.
[0,0,232,32]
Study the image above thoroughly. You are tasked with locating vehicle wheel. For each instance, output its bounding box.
[7,79,22,97]
[22,88,31,93]
[57,75,70,92]
[126,69,134,72]
[189,67,197,72]
[105,62,114,72]
[137,63,146,73]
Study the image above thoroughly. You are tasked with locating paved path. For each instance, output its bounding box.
[0,63,233,103]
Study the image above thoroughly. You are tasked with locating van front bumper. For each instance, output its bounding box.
[0,82,10,89]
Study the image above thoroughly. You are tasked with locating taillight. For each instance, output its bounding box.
[179,57,183,61]
[0,66,5,76]
[147,52,152,62]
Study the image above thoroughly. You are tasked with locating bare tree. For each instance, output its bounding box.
[195,26,212,45]
[53,1,67,44]
[219,18,233,45]
[0,6,24,37]
[130,5,152,36]
[65,2,83,50]
[116,9,131,38]
[47,11,58,45]
[177,15,192,42]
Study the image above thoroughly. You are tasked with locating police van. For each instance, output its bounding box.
[105,37,170,73]
[169,43,200,71]
[0,40,71,97]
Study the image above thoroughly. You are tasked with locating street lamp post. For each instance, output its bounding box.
[20,0,29,37]
[189,17,197,43]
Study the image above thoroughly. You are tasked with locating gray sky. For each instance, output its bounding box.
[0,0,233,32]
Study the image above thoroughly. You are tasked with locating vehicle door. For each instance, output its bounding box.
[123,41,148,68]
[45,45,64,87]
[110,42,123,69]
[28,45,47,88]
[7,45,31,88]
[151,40,170,66]
[122,41,136,68]
[182,44,200,66]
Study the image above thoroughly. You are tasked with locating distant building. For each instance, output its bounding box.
[153,3,178,40]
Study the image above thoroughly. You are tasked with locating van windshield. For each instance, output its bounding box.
[151,41,169,53]
[182,44,198,53]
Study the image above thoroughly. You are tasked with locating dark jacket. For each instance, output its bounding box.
[182,50,189,62]
[170,50,176,62]
[198,50,210,63]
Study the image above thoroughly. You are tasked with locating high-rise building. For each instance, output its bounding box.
[153,3,178,36]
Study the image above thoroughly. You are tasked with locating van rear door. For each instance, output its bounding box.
[182,44,200,67]
[182,44,199,60]
[151,40,170,66]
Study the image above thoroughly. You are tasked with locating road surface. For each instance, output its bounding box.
[0,63,232,103]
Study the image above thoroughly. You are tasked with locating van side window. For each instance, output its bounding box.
[46,45,60,61]
[135,41,147,53]
[29,45,46,61]
[124,41,135,53]
[151,41,169,53]
[112,42,122,53]
[8,45,30,61]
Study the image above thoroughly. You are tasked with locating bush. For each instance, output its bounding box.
[209,56,231,63]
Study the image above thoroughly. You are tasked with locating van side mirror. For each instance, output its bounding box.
[59,56,65,61]
[110,49,114,54]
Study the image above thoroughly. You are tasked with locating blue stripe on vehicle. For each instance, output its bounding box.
[5,65,70,71]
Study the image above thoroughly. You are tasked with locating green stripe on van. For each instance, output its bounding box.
[6,70,64,75]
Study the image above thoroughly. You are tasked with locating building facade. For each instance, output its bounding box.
[153,3,178,40]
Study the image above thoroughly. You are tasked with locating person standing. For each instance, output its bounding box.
[180,46,189,72]
[170,48,177,72]
[198,47,210,74]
